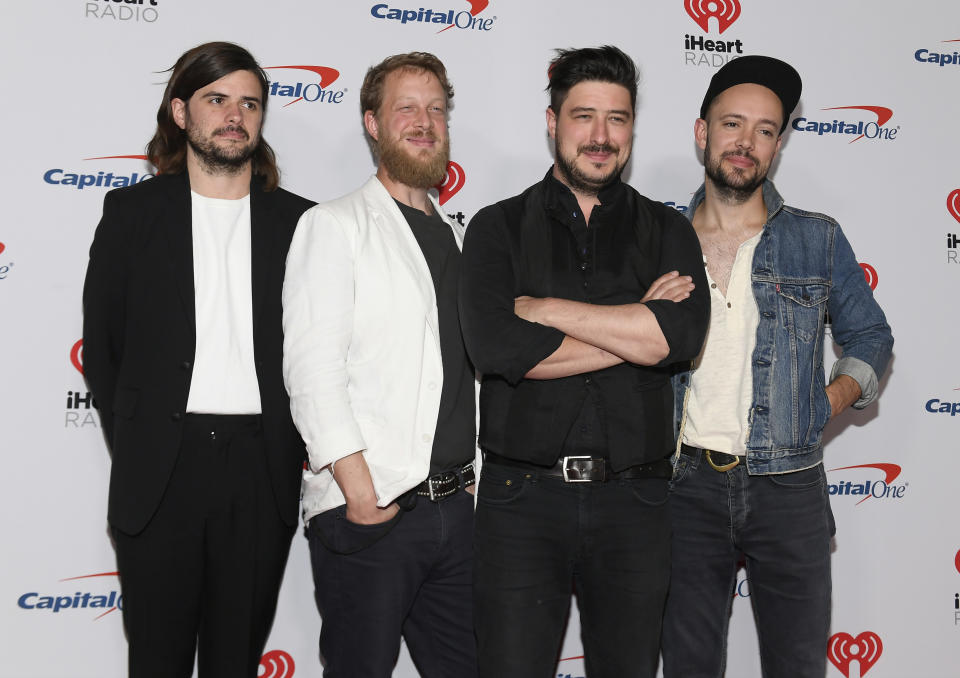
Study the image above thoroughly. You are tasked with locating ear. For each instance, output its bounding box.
[694,118,708,151]
[363,110,379,142]
[171,98,187,130]
[546,106,557,140]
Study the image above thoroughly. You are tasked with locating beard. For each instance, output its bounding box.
[703,136,769,204]
[378,129,450,189]
[186,119,258,176]
[553,138,626,196]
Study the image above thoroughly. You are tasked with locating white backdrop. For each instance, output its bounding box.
[2,1,959,677]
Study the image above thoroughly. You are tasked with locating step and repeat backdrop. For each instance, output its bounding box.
[2,1,959,676]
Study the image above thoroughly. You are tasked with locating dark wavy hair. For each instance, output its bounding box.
[359,52,454,119]
[547,45,639,114]
[146,41,280,190]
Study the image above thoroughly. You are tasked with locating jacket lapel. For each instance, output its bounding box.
[160,174,197,339]
[249,181,273,337]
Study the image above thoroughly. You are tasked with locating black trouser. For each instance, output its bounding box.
[308,487,477,678]
[113,414,295,678]
[473,461,671,678]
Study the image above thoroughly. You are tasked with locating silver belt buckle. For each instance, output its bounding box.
[562,455,593,483]
[427,478,438,502]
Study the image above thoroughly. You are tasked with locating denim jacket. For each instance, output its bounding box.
[672,180,893,474]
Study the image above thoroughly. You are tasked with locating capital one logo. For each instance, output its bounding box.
[259,649,295,677]
[263,66,343,107]
[791,107,899,144]
[435,161,465,205]
[828,631,882,677]
[827,463,906,505]
[947,188,960,224]
[71,339,84,375]
[684,0,741,34]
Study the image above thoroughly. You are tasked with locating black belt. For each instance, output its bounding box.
[483,452,672,482]
[681,443,745,472]
[412,461,475,501]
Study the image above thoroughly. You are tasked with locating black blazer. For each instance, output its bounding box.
[82,172,315,535]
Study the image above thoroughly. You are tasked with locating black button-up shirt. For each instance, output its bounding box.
[459,171,709,469]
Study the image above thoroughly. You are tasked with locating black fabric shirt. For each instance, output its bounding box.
[395,200,476,474]
[459,170,710,469]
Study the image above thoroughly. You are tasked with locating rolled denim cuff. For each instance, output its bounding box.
[830,356,879,409]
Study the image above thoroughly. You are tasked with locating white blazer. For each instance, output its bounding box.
[282,176,465,521]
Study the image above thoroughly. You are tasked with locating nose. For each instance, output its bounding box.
[413,106,433,131]
[735,126,754,150]
[225,101,243,124]
[590,118,609,145]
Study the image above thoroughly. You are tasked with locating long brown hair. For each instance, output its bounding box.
[146,41,280,190]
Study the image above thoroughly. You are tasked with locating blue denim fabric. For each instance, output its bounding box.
[672,181,893,474]
[662,447,835,678]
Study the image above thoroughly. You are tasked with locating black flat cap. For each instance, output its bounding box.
[700,55,802,133]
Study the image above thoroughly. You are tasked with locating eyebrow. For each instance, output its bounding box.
[721,112,780,127]
[202,90,262,104]
[568,106,633,117]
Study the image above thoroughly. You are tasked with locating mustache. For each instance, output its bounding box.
[579,143,619,155]
[214,125,249,140]
[721,150,757,164]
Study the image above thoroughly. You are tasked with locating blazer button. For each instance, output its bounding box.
[180,361,191,371]
[170,412,182,422]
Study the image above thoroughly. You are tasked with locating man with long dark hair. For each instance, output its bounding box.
[459,46,709,677]
[82,41,314,677]
[282,52,477,677]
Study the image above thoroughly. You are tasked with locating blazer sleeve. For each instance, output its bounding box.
[282,205,367,472]
[82,190,129,446]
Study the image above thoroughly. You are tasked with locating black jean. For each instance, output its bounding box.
[114,414,294,678]
[308,488,477,678]
[473,461,671,678]
[661,447,835,678]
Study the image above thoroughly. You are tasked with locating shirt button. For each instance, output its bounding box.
[583,281,589,289]
[710,283,717,289]
[580,262,588,271]
[422,433,432,443]
[584,376,592,384]
[727,302,732,308]
[428,381,438,390]
[180,361,191,371]
[170,412,182,422]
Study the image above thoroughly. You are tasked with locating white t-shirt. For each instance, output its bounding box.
[683,231,761,454]
[185,191,262,414]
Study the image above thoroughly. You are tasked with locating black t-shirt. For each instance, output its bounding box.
[395,200,476,474]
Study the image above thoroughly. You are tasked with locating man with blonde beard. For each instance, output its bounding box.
[282,53,477,677]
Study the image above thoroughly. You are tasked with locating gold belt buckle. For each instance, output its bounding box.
[705,450,740,472]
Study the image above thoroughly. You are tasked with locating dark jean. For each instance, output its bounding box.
[661,447,835,678]
[474,461,671,678]
[308,488,476,678]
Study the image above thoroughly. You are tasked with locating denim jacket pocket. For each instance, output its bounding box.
[776,282,829,343]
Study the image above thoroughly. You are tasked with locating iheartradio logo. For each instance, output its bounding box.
[70,339,84,375]
[259,649,295,677]
[435,161,466,205]
[684,0,741,34]
[947,188,960,224]
[859,263,878,290]
[828,631,882,677]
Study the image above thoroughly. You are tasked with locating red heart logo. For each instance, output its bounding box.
[435,161,465,206]
[0,241,5,255]
[259,649,295,678]
[70,339,84,375]
[955,548,960,575]
[947,189,960,224]
[828,631,883,677]
[859,263,878,290]
[684,0,742,34]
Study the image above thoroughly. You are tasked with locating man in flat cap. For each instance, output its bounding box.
[661,55,893,677]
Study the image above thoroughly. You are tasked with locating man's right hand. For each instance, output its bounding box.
[345,500,400,525]
[641,271,695,303]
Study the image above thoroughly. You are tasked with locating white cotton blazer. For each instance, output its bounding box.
[282,176,465,522]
